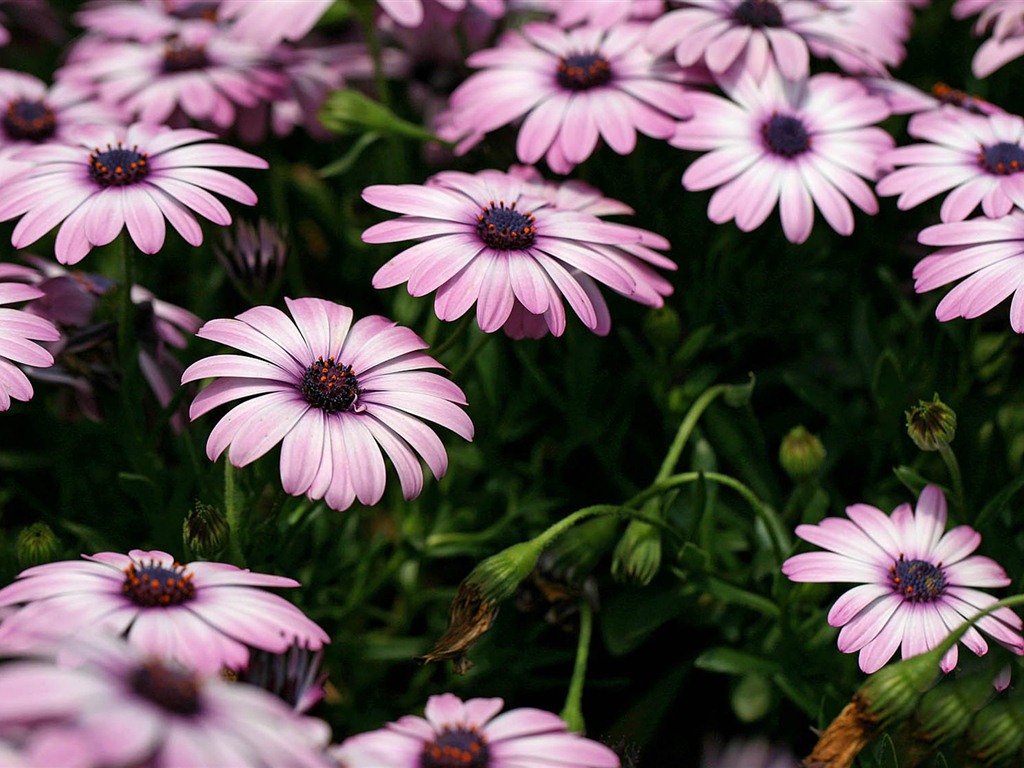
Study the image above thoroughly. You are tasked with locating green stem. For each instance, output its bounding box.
[117,235,135,370]
[656,383,732,482]
[559,599,593,733]
[451,331,495,380]
[533,504,681,552]
[937,442,965,518]
[223,461,246,567]
[429,314,473,360]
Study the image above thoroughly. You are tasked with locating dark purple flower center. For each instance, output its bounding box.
[300,357,361,414]
[168,1,219,21]
[556,53,612,91]
[162,39,209,72]
[89,142,149,187]
[3,98,56,141]
[890,555,946,603]
[130,660,202,716]
[734,0,784,28]
[978,142,1024,175]
[761,113,811,158]
[477,201,536,251]
[122,560,196,607]
[421,727,490,768]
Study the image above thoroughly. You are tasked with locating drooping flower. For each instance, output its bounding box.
[671,64,893,244]
[0,549,329,674]
[330,693,620,768]
[362,169,653,338]
[877,108,1024,222]
[58,21,284,129]
[645,0,887,82]
[437,22,692,173]
[953,0,1024,77]
[427,166,676,337]
[181,298,474,512]
[0,279,59,411]
[0,633,334,768]
[0,122,267,264]
[782,485,1024,674]
[913,212,1024,332]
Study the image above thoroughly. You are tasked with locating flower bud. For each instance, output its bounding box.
[966,698,1024,763]
[913,673,993,748]
[779,425,826,481]
[183,501,229,560]
[905,395,957,451]
[642,306,681,352]
[214,219,287,304]
[611,520,661,586]
[16,522,61,569]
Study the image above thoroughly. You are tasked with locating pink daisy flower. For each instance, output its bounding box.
[0,122,267,265]
[72,0,218,43]
[953,0,1024,77]
[362,170,649,338]
[0,633,333,768]
[58,22,284,129]
[378,0,505,28]
[427,166,677,337]
[876,108,1024,222]
[437,22,692,174]
[782,485,1024,674]
[330,692,619,768]
[0,549,329,674]
[913,212,1024,332]
[0,280,59,411]
[645,0,885,82]
[671,64,893,244]
[181,298,474,512]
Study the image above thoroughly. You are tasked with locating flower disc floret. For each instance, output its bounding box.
[300,357,361,414]
[422,726,490,768]
[88,142,149,187]
[162,38,209,72]
[555,53,612,91]
[122,560,195,606]
[476,201,536,250]
[734,0,784,27]
[890,556,946,603]
[979,141,1024,175]
[3,98,55,141]
[130,660,202,716]
[762,113,810,157]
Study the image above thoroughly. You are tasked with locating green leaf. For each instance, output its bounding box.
[892,465,942,498]
[694,647,781,676]
[974,474,1024,528]
[705,576,781,618]
[601,586,687,656]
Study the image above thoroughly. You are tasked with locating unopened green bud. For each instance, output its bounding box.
[16,523,60,569]
[642,306,681,351]
[906,394,957,451]
[779,425,826,481]
[861,651,942,726]
[914,673,994,748]
[611,520,662,586]
[966,698,1024,763]
[468,539,544,602]
[183,501,229,560]
[319,89,440,142]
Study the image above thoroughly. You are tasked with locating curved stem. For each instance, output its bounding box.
[223,460,246,567]
[656,383,731,482]
[937,442,965,518]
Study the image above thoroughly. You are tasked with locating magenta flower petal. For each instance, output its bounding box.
[784,484,1024,674]
[183,298,472,512]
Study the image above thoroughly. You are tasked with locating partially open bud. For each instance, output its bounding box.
[215,219,287,304]
[611,520,661,586]
[183,501,229,560]
[16,522,60,569]
[905,395,957,452]
[779,425,826,481]
[236,641,326,713]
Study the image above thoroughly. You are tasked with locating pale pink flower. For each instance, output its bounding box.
[914,212,1024,332]
[0,549,329,674]
[0,122,267,265]
[72,0,218,43]
[0,279,59,410]
[877,108,1024,222]
[645,0,886,82]
[219,0,333,45]
[672,64,893,244]
[953,0,1024,77]
[0,633,333,768]
[331,693,619,768]
[182,298,474,512]
[782,485,1024,674]
[438,22,692,174]
[58,22,284,129]
[378,0,505,28]
[362,169,651,338]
